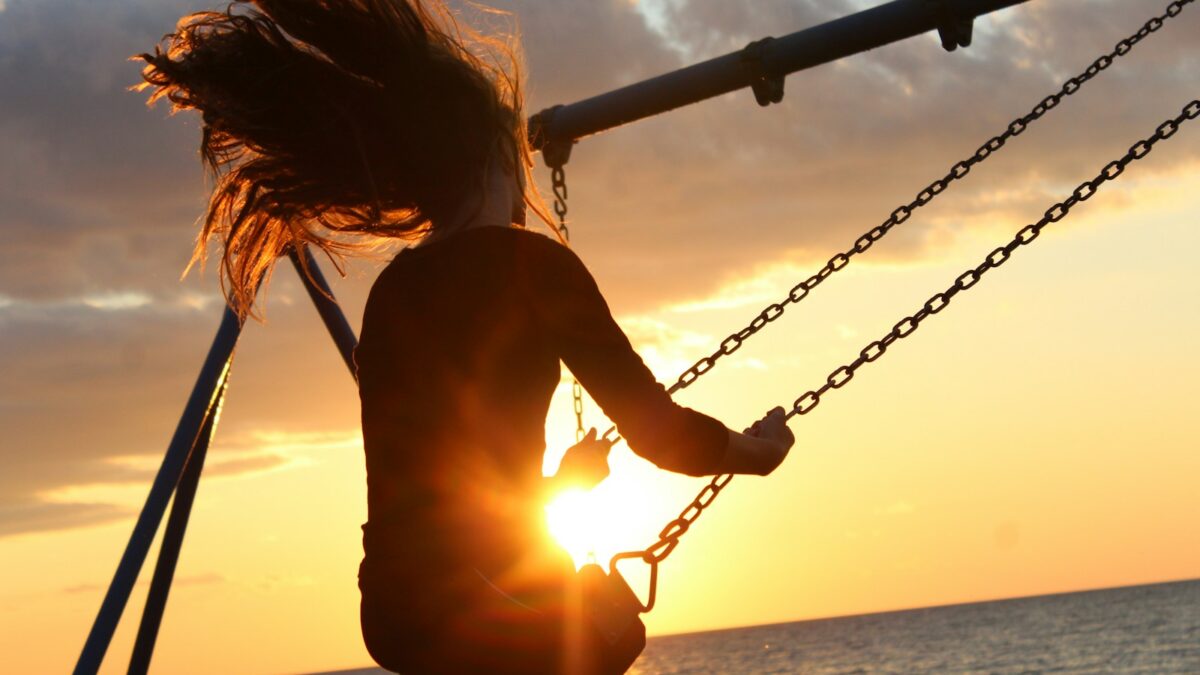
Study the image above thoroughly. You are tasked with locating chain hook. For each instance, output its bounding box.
[926,0,974,51]
[741,37,785,107]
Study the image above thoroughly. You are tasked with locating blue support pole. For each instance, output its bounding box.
[289,246,359,381]
[73,307,243,675]
[126,374,229,675]
[75,251,358,674]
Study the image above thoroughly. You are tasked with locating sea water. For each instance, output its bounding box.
[628,579,1199,674]
[314,579,1199,674]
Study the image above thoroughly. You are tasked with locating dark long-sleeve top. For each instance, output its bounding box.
[355,226,727,576]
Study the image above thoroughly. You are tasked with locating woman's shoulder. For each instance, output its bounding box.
[398,226,581,270]
[394,225,563,255]
[474,225,572,257]
[375,226,584,290]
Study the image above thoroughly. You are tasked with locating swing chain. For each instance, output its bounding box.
[552,164,571,242]
[663,0,1193,401]
[614,98,1199,610]
[610,472,733,611]
[546,145,587,442]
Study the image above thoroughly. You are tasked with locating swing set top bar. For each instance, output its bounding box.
[529,0,1031,153]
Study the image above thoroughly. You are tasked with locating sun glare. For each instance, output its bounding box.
[544,477,652,569]
[545,489,602,568]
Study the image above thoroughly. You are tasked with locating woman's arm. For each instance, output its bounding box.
[529,236,794,477]
[714,407,794,476]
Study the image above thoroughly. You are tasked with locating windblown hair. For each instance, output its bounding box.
[139,0,549,318]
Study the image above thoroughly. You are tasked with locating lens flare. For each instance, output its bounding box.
[544,488,603,568]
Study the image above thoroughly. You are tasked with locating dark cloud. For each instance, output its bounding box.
[1,0,1197,538]
[0,0,208,301]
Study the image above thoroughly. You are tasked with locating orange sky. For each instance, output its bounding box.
[0,1,1198,673]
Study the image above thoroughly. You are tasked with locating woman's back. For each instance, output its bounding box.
[357,226,565,571]
[358,225,729,568]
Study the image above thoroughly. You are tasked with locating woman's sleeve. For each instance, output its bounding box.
[529,236,728,477]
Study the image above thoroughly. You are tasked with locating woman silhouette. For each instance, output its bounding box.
[140,1,794,673]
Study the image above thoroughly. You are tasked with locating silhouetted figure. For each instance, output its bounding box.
[139,2,794,673]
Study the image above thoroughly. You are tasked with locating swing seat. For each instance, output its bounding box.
[577,563,646,675]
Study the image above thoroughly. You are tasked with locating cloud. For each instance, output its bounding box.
[61,572,224,595]
[96,448,298,483]
[0,410,357,539]
[617,315,714,378]
[1,0,1197,538]
[0,0,208,302]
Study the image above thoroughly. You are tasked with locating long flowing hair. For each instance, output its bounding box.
[139,0,551,317]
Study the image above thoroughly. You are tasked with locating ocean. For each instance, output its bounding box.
[314,579,1199,674]
[628,579,1199,674]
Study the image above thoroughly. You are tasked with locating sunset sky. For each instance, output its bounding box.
[1,0,1198,673]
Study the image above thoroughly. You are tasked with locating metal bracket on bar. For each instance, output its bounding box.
[531,104,574,168]
[741,37,785,107]
[928,0,975,51]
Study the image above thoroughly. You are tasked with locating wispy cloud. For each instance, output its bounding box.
[61,572,223,596]
[0,429,359,539]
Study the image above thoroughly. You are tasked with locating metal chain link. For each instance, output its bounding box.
[616,99,1199,606]
[606,1,1195,600]
[551,162,587,442]
[552,165,571,241]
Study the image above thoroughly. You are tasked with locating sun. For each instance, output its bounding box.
[544,477,652,569]
[544,489,604,567]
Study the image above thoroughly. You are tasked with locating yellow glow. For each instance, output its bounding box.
[545,489,602,567]
[544,473,664,569]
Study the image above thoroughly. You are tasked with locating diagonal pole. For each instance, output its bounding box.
[126,372,230,675]
[76,251,358,674]
[73,307,242,675]
[289,246,359,380]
